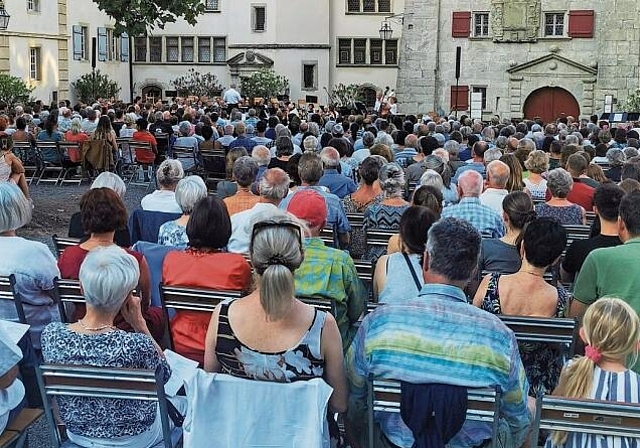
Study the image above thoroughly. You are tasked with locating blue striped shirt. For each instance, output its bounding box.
[441,197,506,239]
[346,283,530,448]
[544,366,640,448]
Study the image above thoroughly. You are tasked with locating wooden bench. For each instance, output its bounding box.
[0,275,26,324]
[499,315,578,359]
[51,235,81,259]
[0,408,44,448]
[298,295,337,316]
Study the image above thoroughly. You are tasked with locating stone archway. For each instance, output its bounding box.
[523,87,580,123]
[142,85,162,103]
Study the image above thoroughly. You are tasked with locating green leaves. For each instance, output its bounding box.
[71,70,121,103]
[171,68,224,98]
[326,83,364,107]
[240,68,289,100]
[624,91,640,113]
[92,0,206,36]
[0,74,34,106]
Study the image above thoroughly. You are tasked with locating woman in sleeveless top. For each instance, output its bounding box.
[204,214,347,412]
[474,218,568,397]
[535,168,585,225]
[374,206,437,304]
[0,133,29,198]
[523,150,549,201]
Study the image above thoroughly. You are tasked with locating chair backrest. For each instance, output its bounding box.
[367,379,502,446]
[57,141,82,163]
[346,213,365,229]
[130,140,155,164]
[584,211,596,227]
[499,315,578,357]
[563,225,591,256]
[319,227,335,247]
[298,295,337,316]
[36,364,174,448]
[54,278,84,323]
[366,229,396,248]
[159,284,243,349]
[200,149,226,180]
[0,275,26,324]
[354,259,373,283]
[13,141,37,165]
[531,395,640,445]
[52,234,81,259]
[37,141,61,164]
[128,209,182,245]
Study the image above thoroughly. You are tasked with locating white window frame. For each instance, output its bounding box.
[27,0,40,12]
[346,0,391,14]
[302,61,318,91]
[471,86,488,110]
[213,37,226,63]
[204,0,220,12]
[251,4,267,32]
[107,28,119,61]
[544,12,565,37]
[473,12,490,37]
[29,47,41,81]
[337,38,398,66]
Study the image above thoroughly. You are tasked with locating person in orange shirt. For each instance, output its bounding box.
[162,196,252,365]
[223,156,260,216]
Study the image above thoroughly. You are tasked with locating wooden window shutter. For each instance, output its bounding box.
[72,25,83,60]
[450,85,469,111]
[97,27,108,61]
[452,11,471,38]
[568,10,594,38]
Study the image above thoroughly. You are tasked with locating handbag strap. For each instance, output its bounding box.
[402,253,422,291]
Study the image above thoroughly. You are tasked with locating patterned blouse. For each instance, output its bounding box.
[363,203,409,262]
[41,322,170,439]
[535,203,583,225]
[341,193,382,259]
[157,220,188,248]
[215,301,326,382]
[479,273,569,397]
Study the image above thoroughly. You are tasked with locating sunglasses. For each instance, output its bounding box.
[251,220,303,250]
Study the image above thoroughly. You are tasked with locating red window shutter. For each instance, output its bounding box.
[568,10,594,38]
[452,11,471,38]
[451,85,469,111]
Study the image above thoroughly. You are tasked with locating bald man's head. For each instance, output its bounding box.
[486,160,510,189]
[458,170,484,197]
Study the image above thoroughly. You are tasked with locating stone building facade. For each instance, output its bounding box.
[397,0,640,121]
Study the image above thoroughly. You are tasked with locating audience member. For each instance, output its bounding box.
[318,147,357,198]
[523,150,549,200]
[474,218,568,396]
[157,176,207,248]
[536,168,585,225]
[441,170,506,238]
[287,190,365,350]
[140,159,184,213]
[346,217,531,448]
[480,160,510,213]
[223,156,260,216]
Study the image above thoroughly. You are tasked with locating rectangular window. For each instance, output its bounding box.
[204,0,220,11]
[370,39,383,65]
[73,25,89,61]
[149,37,162,62]
[29,47,41,80]
[213,37,226,62]
[166,37,179,62]
[474,12,489,37]
[353,38,367,64]
[338,39,351,64]
[544,12,565,36]
[198,37,211,63]
[27,0,40,12]
[385,39,398,65]
[181,37,194,62]
[303,63,316,90]
[134,37,147,62]
[252,6,266,32]
[107,28,118,61]
[472,86,487,110]
[347,0,390,13]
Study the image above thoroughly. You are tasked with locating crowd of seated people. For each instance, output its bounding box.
[6,98,640,447]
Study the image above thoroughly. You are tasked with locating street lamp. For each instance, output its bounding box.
[379,20,393,40]
[0,1,10,31]
[378,13,412,40]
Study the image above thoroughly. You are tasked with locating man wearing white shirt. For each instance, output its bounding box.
[480,160,511,214]
[223,84,242,113]
[228,168,291,254]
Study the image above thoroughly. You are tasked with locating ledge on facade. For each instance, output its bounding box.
[228,44,331,50]
[132,62,227,66]
[507,53,597,75]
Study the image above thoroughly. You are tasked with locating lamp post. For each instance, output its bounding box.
[0,1,10,31]
[378,13,412,40]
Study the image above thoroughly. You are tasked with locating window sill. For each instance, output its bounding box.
[27,10,41,14]
[469,36,492,40]
[336,64,398,68]
[133,61,227,65]
[204,9,221,13]
[252,29,267,33]
[539,36,571,40]
[301,87,318,92]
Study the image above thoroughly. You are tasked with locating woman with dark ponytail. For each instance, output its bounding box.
[473,218,569,397]
[478,190,537,275]
[203,213,347,414]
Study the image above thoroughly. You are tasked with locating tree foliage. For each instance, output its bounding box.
[0,74,34,106]
[171,69,224,99]
[240,69,289,100]
[72,70,121,103]
[325,83,364,107]
[91,0,205,36]
[624,89,640,113]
